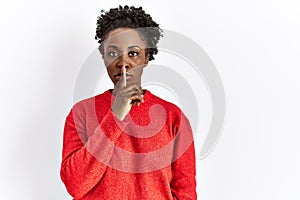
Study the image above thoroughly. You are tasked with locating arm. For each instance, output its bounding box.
[60,72,143,198]
[60,105,125,199]
[171,114,197,200]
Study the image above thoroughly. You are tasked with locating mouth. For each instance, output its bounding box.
[114,72,133,79]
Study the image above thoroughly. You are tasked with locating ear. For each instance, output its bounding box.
[98,45,105,60]
[145,53,150,66]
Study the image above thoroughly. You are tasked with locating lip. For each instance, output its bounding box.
[114,73,133,80]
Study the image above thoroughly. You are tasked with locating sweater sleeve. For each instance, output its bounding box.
[170,114,197,200]
[60,104,126,199]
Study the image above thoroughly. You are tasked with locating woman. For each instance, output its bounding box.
[60,5,197,200]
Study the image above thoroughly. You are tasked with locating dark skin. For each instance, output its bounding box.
[102,28,150,120]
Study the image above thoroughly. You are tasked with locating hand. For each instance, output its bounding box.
[111,70,144,121]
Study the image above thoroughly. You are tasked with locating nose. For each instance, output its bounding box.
[117,63,129,69]
[117,53,130,69]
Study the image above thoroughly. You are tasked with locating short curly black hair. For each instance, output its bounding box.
[95,5,163,61]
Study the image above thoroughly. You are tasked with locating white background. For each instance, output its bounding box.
[1,0,300,199]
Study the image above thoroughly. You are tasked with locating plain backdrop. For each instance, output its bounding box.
[1,0,300,199]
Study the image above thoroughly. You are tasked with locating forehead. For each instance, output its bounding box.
[103,28,147,49]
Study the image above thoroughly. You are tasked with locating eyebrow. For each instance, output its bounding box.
[106,45,142,49]
[107,45,118,49]
[128,45,142,49]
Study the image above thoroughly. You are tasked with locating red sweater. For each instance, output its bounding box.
[60,89,197,200]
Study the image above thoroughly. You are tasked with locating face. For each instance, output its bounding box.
[102,28,150,86]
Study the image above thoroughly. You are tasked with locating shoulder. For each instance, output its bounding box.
[146,90,185,123]
[66,90,111,118]
[147,90,192,134]
[147,90,182,113]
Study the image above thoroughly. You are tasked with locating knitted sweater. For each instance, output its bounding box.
[60,89,197,200]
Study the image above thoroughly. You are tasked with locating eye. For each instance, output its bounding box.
[128,51,138,57]
[107,51,119,57]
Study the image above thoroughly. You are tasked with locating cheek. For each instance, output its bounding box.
[103,56,112,67]
[104,58,118,71]
[103,52,117,66]
[106,65,116,76]
[133,57,144,65]
[133,67,143,76]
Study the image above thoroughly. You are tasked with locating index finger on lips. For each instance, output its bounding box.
[121,65,126,88]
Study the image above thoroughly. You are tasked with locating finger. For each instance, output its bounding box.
[121,65,126,88]
[130,94,144,103]
[130,95,144,105]
[117,84,140,95]
[129,89,144,100]
[130,99,141,106]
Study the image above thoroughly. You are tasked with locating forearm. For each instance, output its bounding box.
[171,114,197,199]
[60,109,124,199]
[171,143,197,200]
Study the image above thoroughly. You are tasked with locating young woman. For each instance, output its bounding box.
[60,5,197,200]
